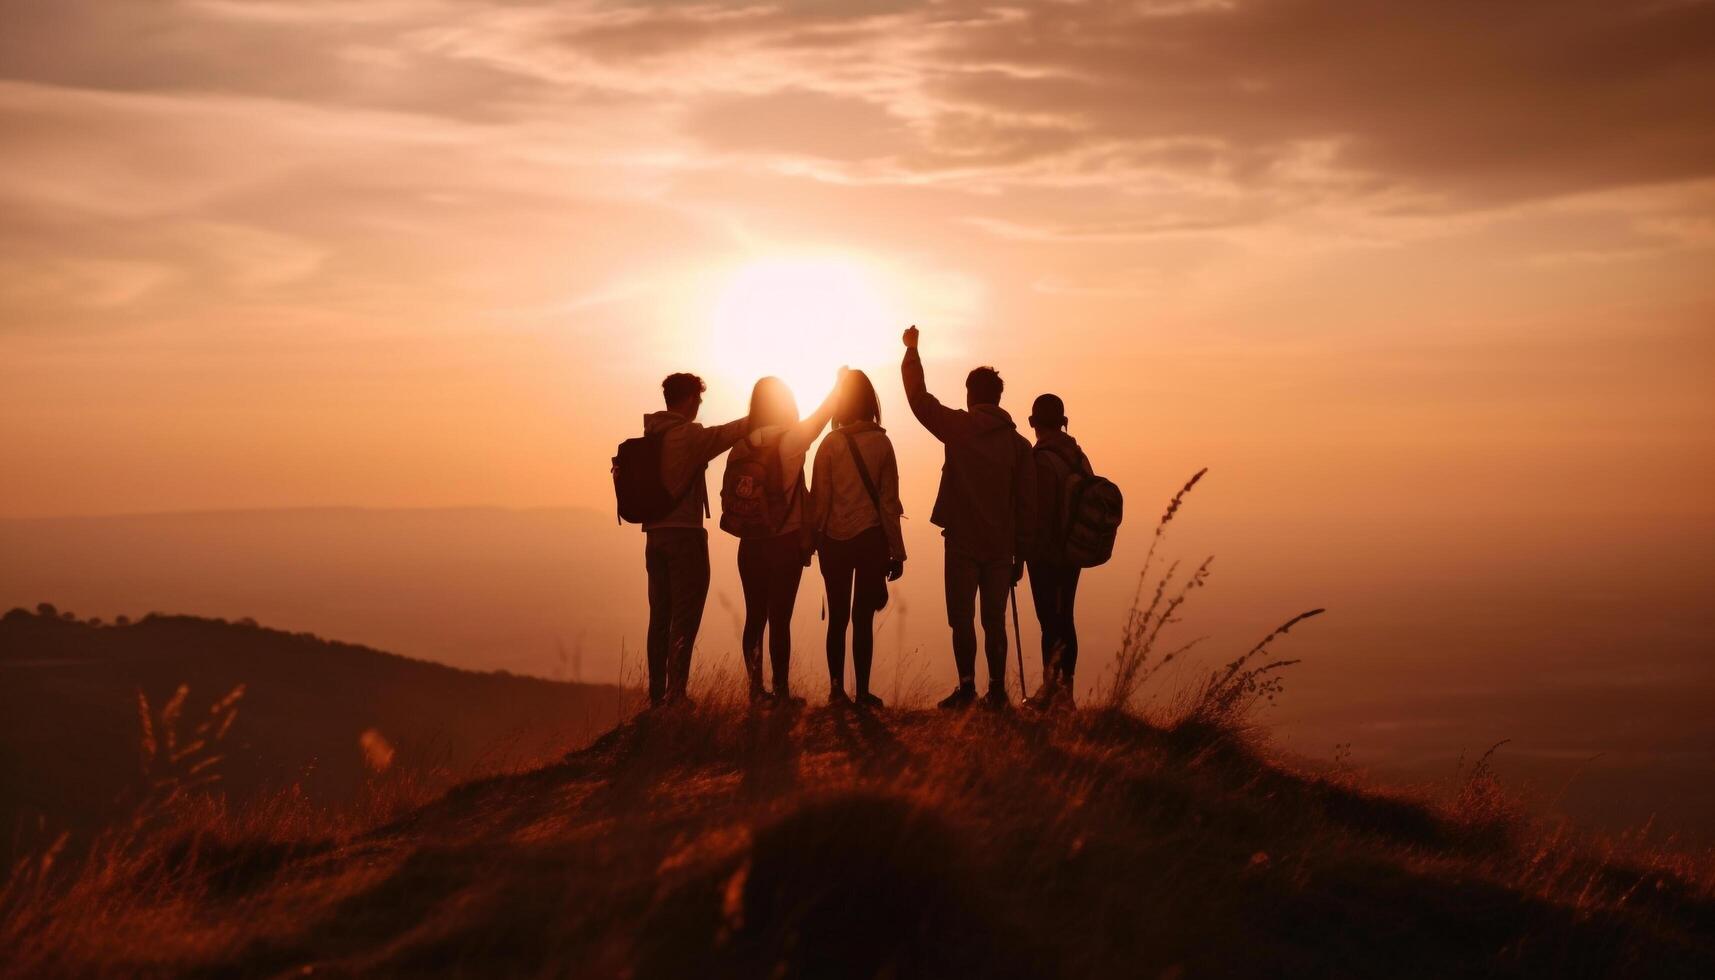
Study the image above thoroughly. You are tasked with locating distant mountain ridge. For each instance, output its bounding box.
[0,607,622,854]
[0,506,639,679]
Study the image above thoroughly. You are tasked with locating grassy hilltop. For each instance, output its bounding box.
[4,686,1712,979]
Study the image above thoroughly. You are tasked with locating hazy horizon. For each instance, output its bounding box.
[9,502,1713,842]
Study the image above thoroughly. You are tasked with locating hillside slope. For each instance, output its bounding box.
[8,507,1715,844]
[0,608,622,853]
[4,698,1711,979]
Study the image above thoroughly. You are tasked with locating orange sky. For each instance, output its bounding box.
[2,0,1712,527]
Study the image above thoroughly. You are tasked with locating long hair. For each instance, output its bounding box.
[748,376,800,430]
[835,370,881,427]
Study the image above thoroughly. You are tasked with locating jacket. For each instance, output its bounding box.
[809,421,907,561]
[640,410,750,532]
[901,347,1036,562]
[1030,430,1093,562]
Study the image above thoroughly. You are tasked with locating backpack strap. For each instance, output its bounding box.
[842,430,884,518]
[1036,441,1085,475]
[1034,444,1071,475]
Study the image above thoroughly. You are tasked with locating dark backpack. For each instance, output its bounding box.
[612,421,696,524]
[719,435,799,539]
[1040,446,1123,568]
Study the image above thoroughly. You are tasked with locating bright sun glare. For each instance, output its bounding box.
[707,257,899,406]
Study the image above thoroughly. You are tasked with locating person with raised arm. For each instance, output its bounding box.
[899,325,1036,710]
[720,370,846,706]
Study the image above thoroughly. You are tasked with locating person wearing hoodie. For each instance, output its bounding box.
[1023,393,1094,710]
[640,372,750,708]
[809,369,906,708]
[725,372,843,706]
[900,325,1036,710]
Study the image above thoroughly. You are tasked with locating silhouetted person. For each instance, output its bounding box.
[723,372,844,705]
[900,325,1035,709]
[810,370,906,708]
[640,373,749,707]
[1024,394,1093,709]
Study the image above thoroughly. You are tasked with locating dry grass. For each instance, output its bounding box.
[1099,467,1323,733]
[0,682,563,977]
[1103,468,1209,710]
[1177,606,1326,727]
[3,666,1712,978]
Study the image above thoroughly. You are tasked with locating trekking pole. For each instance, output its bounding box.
[1010,581,1026,702]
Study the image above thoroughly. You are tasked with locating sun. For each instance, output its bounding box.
[706,256,899,407]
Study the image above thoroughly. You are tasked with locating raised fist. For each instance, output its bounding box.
[902,325,919,350]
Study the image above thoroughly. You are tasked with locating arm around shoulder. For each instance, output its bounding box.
[693,415,751,463]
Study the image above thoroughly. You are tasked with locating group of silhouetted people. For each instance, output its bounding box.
[613,325,1121,713]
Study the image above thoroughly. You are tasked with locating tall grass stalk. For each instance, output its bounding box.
[1102,469,1212,709]
[1181,608,1325,725]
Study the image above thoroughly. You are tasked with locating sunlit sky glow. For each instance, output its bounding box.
[704,255,964,404]
[0,0,1710,520]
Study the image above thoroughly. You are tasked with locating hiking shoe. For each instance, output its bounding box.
[1026,680,1074,713]
[748,686,770,707]
[1051,684,1076,711]
[770,690,806,708]
[981,688,1010,711]
[937,686,977,710]
[855,692,885,710]
[828,688,853,707]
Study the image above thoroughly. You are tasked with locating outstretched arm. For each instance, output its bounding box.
[690,415,751,464]
[900,325,960,441]
[781,367,847,459]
